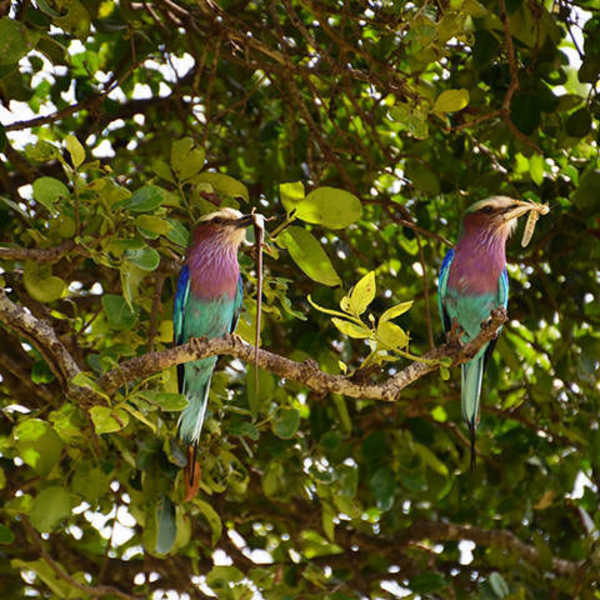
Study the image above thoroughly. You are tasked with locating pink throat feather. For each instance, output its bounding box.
[187,234,240,299]
[447,215,510,296]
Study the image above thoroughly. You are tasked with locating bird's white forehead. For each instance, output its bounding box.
[468,196,519,213]
[198,207,243,222]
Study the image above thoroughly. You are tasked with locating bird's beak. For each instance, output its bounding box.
[234,214,254,228]
[501,200,535,223]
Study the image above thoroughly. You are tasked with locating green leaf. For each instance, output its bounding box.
[409,572,448,593]
[369,466,395,511]
[90,405,130,434]
[308,294,358,320]
[574,169,600,214]
[13,418,63,476]
[23,262,65,303]
[510,93,540,135]
[246,367,275,416]
[0,524,14,544]
[32,177,70,213]
[166,219,190,246]
[31,359,55,384]
[280,181,305,213]
[376,320,409,349]
[0,18,30,66]
[120,262,146,310]
[119,185,166,212]
[135,215,172,238]
[278,226,341,286]
[349,271,376,315]
[102,294,138,329]
[529,154,545,186]
[72,461,111,503]
[272,408,300,439]
[65,135,85,168]
[194,172,249,202]
[194,498,223,546]
[295,187,362,229]
[413,442,449,476]
[138,391,188,411]
[124,246,160,271]
[405,160,440,195]
[380,301,413,323]
[171,137,205,181]
[30,486,73,532]
[332,317,371,339]
[489,572,510,597]
[433,88,469,113]
[155,495,176,554]
[206,566,244,593]
[54,0,90,37]
[566,108,592,137]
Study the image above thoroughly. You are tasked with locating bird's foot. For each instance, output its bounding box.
[447,318,464,347]
[481,307,508,330]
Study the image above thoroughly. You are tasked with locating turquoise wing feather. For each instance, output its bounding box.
[438,248,454,334]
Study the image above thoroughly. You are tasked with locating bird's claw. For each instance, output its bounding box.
[447,318,464,347]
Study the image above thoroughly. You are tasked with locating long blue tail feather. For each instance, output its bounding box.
[461,355,484,470]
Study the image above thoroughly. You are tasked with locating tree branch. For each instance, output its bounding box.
[0,289,82,393]
[99,308,508,401]
[0,241,77,263]
[399,520,587,577]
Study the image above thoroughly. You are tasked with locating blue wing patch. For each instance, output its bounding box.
[438,248,454,334]
[498,266,509,309]
[174,265,190,345]
[174,264,190,393]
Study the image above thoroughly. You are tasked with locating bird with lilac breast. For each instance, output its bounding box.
[173,208,253,486]
[438,196,536,469]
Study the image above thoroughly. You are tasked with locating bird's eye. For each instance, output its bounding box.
[481,206,494,214]
[212,217,223,224]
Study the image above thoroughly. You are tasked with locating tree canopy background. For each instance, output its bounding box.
[1,0,600,598]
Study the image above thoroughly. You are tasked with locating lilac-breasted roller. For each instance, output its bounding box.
[174,208,253,483]
[438,197,534,468]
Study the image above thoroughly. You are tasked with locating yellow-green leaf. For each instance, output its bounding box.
[433,88,470,113]
[376,320,409,349]
[280,181,305,213]
[23,262,65,303]
[339,296,352,313]
[90,406,130,434]
[296,187,362,229]
[380,301,414,323]
[65,134,85,168]
[332,317,371,338]
[135,215,172,238]
[171,137,205,181]
[194,172,249,202]
[349,271,376,315]
[278,226,341,286]
[529,153,545,186]
[193,498,222,546]
[308,295,358,320]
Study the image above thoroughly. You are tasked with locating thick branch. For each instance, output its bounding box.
[0,289,82,392]
[99,308,508,400]
[0,241,77,263]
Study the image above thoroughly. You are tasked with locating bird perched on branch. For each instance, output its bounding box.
[438,196,536,469]
[174,208,253,487]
